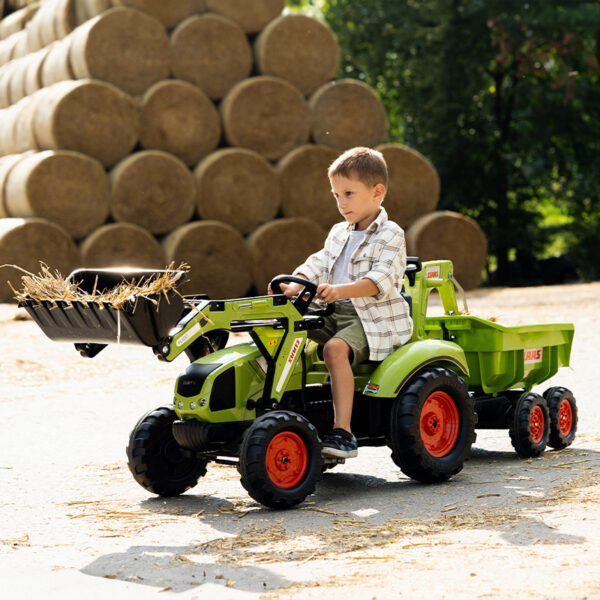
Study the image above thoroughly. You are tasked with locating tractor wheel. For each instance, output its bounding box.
[389,367,476,483]
[239,411,322,509]
[509,392,549,458]
[544,387,577,449]
[126,406,208,496]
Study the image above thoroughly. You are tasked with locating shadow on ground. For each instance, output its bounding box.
[80,445,598,592]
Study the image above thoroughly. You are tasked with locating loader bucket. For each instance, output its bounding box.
[18,269,186,347]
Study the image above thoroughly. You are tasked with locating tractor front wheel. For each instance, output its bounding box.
[544,387,577,449]
[389,367,476,483]
[239,411,322,509]
[126,407,208,496]
[509,392,549,458]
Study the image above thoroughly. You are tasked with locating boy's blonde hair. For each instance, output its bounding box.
[328,146,388,189]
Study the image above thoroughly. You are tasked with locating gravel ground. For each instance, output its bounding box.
[1,282,599,600]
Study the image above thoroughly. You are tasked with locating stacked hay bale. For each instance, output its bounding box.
[0,0,487,304]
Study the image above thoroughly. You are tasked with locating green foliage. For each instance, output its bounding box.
[286,0,600,281]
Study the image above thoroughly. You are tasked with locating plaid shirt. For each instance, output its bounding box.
[295,207,413,361]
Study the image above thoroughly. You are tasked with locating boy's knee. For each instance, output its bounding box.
[323,337,351,365]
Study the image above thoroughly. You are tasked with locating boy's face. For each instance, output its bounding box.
[330,173,385,231]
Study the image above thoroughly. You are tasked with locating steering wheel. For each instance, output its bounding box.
[269,275,334,316]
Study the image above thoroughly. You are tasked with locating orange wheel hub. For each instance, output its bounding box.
[420,391,460,457]
[529,405,545,443]
[265,431,308,489]
[558,398,573,436]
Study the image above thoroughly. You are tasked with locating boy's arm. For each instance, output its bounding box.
[315,279,378,303]
[362,228,407,300]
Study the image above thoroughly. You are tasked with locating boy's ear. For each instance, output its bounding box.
[373,183,386,201]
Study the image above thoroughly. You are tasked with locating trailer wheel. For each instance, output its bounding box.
[389,367,476,483]
[126,407,207,496]
[509,392,549,458]
[544,387,577,449]
[239,411,322,509]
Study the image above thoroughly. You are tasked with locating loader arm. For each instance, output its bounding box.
[157,294,321,406]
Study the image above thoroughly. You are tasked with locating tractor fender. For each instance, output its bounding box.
[363,339,469,398]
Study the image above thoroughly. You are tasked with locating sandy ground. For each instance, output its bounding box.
[1,282,599,600]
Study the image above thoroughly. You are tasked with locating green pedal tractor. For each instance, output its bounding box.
[20,258,576,509]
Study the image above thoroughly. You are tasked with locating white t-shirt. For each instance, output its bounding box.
[330,229,365,304]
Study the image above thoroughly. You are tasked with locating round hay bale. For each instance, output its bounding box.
[204,0,283,34]
[309,79,388,151]
[26,0,59,50]
[0,103,20,153]
[40,37,73,87]
[194,148,280,235]
[69,7,170,95]
[255,14,339,96]
[33,80,139,167]
[11,28,30,58]
[0,3,40,40]
[53,0,78,39]
[111,0,202,30]
[23,45,51,96]
[406,211,488,290]
[110,150,196,235]
[163,220,252,299]
[74,0,112,26]
[4,150,110,238]
[139,79,221,167]
[12,93,44,153]
[80,222,165,269]
[376,143,440,229]
[0,217,80,303]
[277,144,339,230]
[170,14,252,101]
[0,31,23,65]
[0,63,18,108]
[7,56,27,104]
[221,76,310,161]
[0,153,31,218]
[247,217,327,293]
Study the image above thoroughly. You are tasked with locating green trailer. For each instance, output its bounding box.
[20,258,576,509]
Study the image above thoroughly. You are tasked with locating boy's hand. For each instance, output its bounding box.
[268,281,304,298]
[316,283,343,303]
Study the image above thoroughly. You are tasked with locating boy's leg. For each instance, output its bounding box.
[322,337,354,432]
[321,337,358,458]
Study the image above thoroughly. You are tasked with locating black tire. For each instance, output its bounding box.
[238,410,322,509]
[544,387,577,449]
[389,367,476,483]
[509,392,549,458]
[126,406,208,496]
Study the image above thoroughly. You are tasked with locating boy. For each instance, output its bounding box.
[278,146,413,458]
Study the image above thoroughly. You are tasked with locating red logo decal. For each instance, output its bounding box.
[524,348,543,363]
[287,338,301,364]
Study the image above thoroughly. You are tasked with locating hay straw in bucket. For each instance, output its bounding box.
[4,262,190,309]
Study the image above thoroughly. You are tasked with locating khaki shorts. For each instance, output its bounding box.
[308,303,370,367]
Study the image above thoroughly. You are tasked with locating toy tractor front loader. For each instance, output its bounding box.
[20,258,576,509]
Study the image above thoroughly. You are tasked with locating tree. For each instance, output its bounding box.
[288,0,600,281]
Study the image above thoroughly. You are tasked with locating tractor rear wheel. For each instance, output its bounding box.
[509,392,549,458]
[389,367,476,483]
[544,387,577,449]
[239,410,322,509]
[126,406,208,496]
